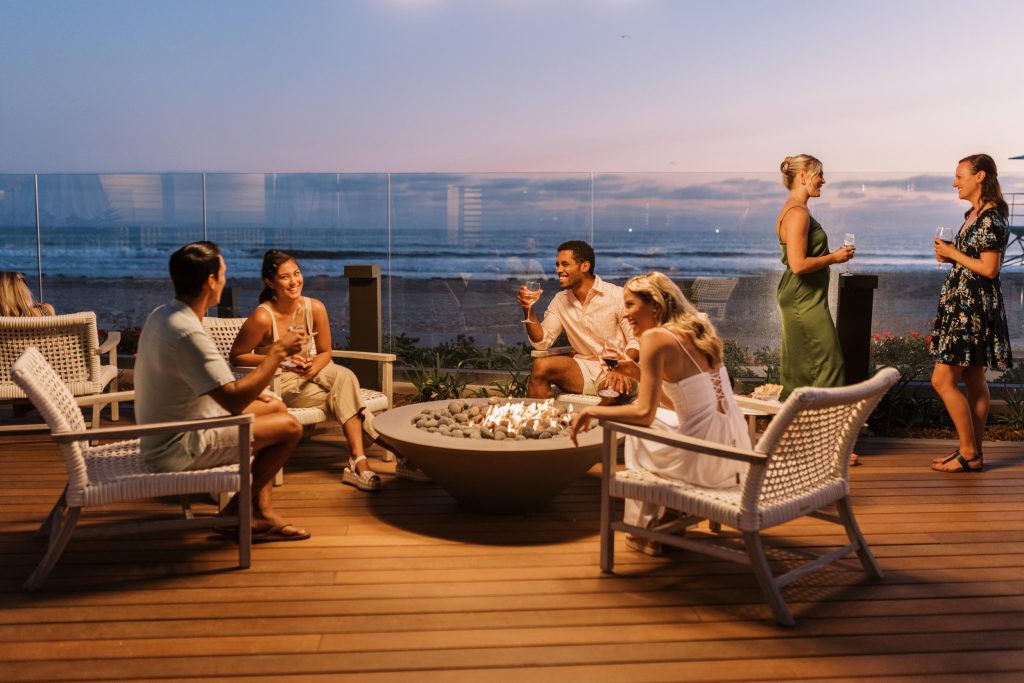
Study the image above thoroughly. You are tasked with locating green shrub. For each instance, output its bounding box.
[408,353,470,401]
[867,331,940,432]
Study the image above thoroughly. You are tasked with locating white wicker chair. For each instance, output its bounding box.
[202,316,396,459]
[0,312,121,432]
[598,367,899,626]
[689,276,738,321]
[11,347,253,591]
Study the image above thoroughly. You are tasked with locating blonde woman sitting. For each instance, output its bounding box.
[571,271,751,555]
[230,250,382,492]
[0,272,55,317]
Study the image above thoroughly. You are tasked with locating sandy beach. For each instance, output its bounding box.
[39,269,1024,355]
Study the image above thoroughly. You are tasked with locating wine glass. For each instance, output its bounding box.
[521,280,542,323]
[283,307,310,368]
[597,339,624,399]
[841,233,855,275]
[934,226,954,269]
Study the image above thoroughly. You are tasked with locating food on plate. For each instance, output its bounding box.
[753,383,783,398]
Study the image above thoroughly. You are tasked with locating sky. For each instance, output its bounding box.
[2,0,1023,174]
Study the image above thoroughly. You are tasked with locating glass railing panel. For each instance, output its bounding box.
[36,173,204,329]
[388,173,592,352]
[0,174,41,299]
[205,173,389,346]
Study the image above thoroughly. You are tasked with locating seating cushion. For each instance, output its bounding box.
[77,440,242,508]
[287,388,388,426]
[610,467,846,532]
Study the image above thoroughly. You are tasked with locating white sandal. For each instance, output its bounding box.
[343,456,382,492]
[395,457,431,482]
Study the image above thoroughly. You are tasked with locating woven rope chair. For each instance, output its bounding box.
[202,316,396,463]
[598,367,899,626]
[0,312,121,432]
[11,347,253,591]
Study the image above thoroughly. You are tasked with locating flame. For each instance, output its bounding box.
[480,399,573,437]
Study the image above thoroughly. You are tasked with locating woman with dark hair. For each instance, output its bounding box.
[930,154,1014,473]
[230,250,383,491]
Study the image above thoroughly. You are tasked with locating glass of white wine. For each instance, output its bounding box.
[841,233,855,275]
[521,280,542,323]
[282,306,310,369]
[934,226,954,269]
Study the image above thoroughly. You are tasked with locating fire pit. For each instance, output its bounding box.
[374,398,610,513]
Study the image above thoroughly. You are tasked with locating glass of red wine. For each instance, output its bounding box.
[598,340,623,398]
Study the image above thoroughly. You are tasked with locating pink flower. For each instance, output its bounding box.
[871,333,881,341]
[910,331,920,338]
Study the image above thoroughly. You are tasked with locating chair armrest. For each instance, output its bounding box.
[531,346,574,358]
[597,419,767,465]
[51,413,254,443]
[96,330,121,355]
[330,350,395,408]
[76,390,135,407]
[330,350,397,363]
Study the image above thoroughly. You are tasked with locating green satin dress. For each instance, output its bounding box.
[777,215,845,400]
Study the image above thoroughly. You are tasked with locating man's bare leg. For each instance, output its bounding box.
[222,397,304,533]
[527,356,585,398]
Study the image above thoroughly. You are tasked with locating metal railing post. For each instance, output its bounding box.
[33,174,43,301]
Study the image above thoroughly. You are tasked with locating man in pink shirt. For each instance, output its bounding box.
[518,240,640,398]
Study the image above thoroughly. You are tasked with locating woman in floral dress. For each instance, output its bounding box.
[930,154,1014,473]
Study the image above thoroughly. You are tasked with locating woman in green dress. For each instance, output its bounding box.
[776,154,856,447]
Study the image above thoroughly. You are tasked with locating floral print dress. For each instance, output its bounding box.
[929,208,1014,369]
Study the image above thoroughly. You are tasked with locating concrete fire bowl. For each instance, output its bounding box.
[374,398,608,513]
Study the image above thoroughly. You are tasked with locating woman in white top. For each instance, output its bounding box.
[571,272,750,554]
[231,250,382,492]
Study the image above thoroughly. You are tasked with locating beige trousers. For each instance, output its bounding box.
[273,362,379,443]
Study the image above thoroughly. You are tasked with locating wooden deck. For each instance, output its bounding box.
[2,427,1024,682]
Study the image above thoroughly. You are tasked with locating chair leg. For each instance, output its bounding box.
[743,531,795,627]
[91,403,100,430]
[24,506,81,591]
[179,495,195,520]
[110,377,120,422]
[35,487,68,538]
[600,485,614,574]
[835,496,884,580]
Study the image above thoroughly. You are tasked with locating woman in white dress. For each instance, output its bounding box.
[570,272,751,555]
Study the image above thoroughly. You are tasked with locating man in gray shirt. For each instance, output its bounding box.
[134,241,309,542]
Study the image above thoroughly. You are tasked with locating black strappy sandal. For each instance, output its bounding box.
[931,448,959,466]
[932,452,983,473]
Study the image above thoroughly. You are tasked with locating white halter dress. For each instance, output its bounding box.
[624,332,752,528]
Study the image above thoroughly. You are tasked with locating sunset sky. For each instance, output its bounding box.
[2,0,1023,173]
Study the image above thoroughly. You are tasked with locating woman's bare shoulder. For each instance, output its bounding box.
[245,305,274,326]
[308,297,328,314]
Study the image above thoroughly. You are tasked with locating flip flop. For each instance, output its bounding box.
[252,523,311,543]
[932,448,960,466]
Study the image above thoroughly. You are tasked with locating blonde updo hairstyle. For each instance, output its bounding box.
[780,154,823,190]
[624,271,724,367]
